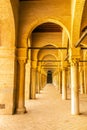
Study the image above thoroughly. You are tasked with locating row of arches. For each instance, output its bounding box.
[0,0,87,115]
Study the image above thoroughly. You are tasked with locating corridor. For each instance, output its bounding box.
[0,84,87,130]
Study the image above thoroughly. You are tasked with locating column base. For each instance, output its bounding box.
[36,92,40,94]
[30,94,36,99]
[30,97,36,99]
[16,107,26,114]
[71,112,79,115]
[62,97,67,100]
[71,107,79,115]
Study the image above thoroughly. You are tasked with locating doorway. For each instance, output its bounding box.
[47,71,52,83]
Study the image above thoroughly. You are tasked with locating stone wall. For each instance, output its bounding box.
[0,0,19,114]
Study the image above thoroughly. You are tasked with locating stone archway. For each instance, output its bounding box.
[0,0,16,114]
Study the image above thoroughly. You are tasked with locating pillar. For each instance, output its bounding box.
[58,70,62,94]
[42,74,46,88]
[53,74,56,86]
[39,72,43,90]
[67,68,71,88]
[30,68,36,99]
[25,60,31,100]
[62,68,67,100]
[39,72,42,91]
[30,61,37,99]
[16,59,26,114]
[56,73,59,89]
[36,68,40,93]
[84,64,87,94]
[41,74,44,89]
[70,59,79,115]
[79,69,84,94]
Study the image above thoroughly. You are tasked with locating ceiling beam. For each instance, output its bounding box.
[28,47,67,50]
[38,60,61,62]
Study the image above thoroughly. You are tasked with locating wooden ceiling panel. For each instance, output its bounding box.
[20,0,41,1]
[33,22,62,32]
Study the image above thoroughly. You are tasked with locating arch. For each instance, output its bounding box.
[31,44,59,61]
[71,0,86,45]
[41,54,58,67]
[0,0,16,115]
[0,0,15,47]
[42,54,58,61]
[37,44,59,61]
[28,18,70,44]
[81,0,87,32]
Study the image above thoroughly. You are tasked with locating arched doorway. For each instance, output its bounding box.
[47,70,52,83]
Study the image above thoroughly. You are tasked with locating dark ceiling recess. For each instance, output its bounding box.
[20,0,29,1]
[33,22,62,32]
[19,0,40,1]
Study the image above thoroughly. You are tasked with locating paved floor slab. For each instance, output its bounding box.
[0,84,87,130]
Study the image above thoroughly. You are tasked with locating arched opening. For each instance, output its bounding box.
[47,70,52,83]
[32,22,62,33]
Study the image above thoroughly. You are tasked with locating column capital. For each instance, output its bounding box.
[69,47,81,62]
[69,58,79,66]
[17,48,27,61]
[62,61,69,70]
[26,60,31,67]
[37,65,41,72]
[58,68,62,72]
[69,47,81,66]
[17,59,26,64]
[31,60,37,69]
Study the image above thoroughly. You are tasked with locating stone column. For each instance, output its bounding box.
[79,69,84,94]
[58,69,62,94]
[53,74,55,85]
[16,59,26,114]
[43,74,46,88]
[40,72,43,90]
[30,67,36,99]
[30,60,37,99]
[84,66,87,94]
[56,72,59,90]
[83,52,87,94]
[41,74,44,89]
[42,74,45,88]
[36,68,40,93]
[62,68,67,100]
[83,63,87,94]
[39,72,42,91]
[44,75,46,86]
[70,59,79,115]
[67,68,71,88]
[25,60,31,100]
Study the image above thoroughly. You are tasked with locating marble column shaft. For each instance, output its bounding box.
[62,68,67,100]
[59,70,62,94]
[71,61,79,115]
[30,68,36,99]
[16,60,26,114]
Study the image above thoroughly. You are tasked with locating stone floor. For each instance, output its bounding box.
[0,84,87,130]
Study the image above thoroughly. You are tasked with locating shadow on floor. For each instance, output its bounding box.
[80,112,87,116]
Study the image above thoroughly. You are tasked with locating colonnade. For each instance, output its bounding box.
[16,49,47,114]
[53,52,86,115]
[15,48,87,115]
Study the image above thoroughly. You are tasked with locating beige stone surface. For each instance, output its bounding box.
[19,0,71,47]
[0,84,87,130]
